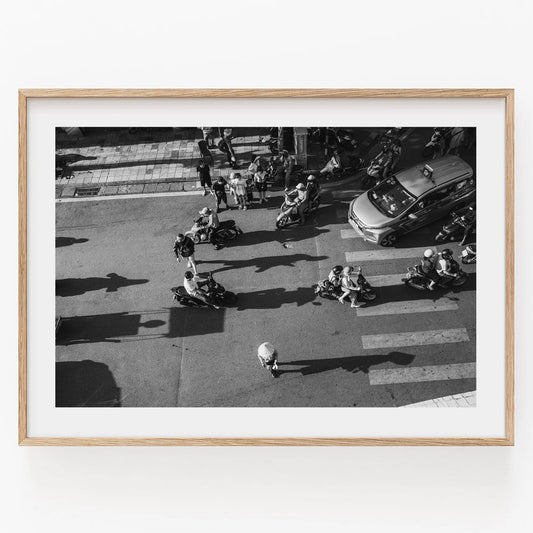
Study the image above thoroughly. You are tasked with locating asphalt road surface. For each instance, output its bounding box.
[56,131,476,407]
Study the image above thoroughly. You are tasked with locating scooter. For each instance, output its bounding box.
[315,272,377,302]
[402,262,467,291]
[170,272,237,308]
[461,244,477,264]
[435,205,476,244]
[276,191,320,229]
[361,155,388,189]
[185,218,243,245]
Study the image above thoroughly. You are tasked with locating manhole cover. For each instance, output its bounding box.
[74,187,100,197]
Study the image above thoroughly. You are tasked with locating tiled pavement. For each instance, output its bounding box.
[402,391,476,408]
[55,129,272,198]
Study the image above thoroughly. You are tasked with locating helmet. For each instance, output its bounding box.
[296,183,305,190]
[332,265,343,275]
[441,248,453,258]
[424,249,435,258]
[258,342,276,358]
[307,175,316,182]
[199,207,211,215]
[184,271,194,280]
[343,266,353,276]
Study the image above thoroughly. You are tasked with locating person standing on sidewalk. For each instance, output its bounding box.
[173,233,198,275]
[253,165,268,204]
[212,176,229,212]
[230,172,248,210]
[218,127,237,168]
[257,342,279,377]
[196,160,213,196]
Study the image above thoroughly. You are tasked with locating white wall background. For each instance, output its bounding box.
[1,1,529,531]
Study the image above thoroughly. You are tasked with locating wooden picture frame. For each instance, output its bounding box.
[19,89,514,446]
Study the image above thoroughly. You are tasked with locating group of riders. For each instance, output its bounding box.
[419,247,463,290]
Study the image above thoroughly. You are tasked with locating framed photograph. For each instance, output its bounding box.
[19,89,514,445]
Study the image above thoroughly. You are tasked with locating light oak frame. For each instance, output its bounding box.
[18,89,515,446]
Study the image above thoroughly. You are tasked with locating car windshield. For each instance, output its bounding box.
[369,177,416,217]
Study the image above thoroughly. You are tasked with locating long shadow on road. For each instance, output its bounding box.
[276,351,415,377]
[236,287,316,310]
[200,253,328,274]
[56,273,149,297]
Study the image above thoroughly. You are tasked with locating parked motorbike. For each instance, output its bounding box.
[171,272,237,308]
[315,272,377,302]
[422,129,445,160]
[276,190,320,228]
[266,158,304,185]
[185,218,243,245]
[461,244,477,264]
[435,205,476,244]
[402,261,467,291]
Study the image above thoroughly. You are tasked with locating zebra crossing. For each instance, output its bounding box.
[328,207,476,399]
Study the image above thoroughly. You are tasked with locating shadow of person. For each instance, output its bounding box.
[56,237,89,248]
[200,253,329,275]
[56,360,121,407]
[236,286,317,310]
[56,273,149,297]
[56,312,165,345]
[276,351,415,377]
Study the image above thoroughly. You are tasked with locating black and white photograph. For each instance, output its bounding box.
[55,125,477,408]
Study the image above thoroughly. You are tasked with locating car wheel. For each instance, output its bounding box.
[380,232,398,247]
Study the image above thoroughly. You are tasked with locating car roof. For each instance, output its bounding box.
[395,156,474,197]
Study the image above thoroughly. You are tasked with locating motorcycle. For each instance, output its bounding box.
[435,205,476,244]
[276,190,320,228]
[361,154,388,189]
[170,272,237,308]
[422,129,445,160]
[315,273,377,302]
[461,244,477,264]
[266,158,304,185]
[402,261,468,291]
[185,218,243,245]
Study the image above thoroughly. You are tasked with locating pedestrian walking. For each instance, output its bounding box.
[212,176,229,212]
[200,127,216,148]
[217,127,237,168]
[253,165,268,204]
[173,233,198,275]
[257,342,278,377]
[196,160,213,196]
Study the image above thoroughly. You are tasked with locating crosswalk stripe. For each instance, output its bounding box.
[369,362,476,385]
[346,247,432,262]
[356,299,458,317]
[365,274,405,287]
[362,328,469,349]
[340,228,363,239]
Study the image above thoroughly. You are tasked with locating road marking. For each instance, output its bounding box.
[340,228,363,239]
[356,299,458,317]
[369,362,476,385]
[362,328,469,349]
[56,190,204,203]
[346,246,433,262]
[365,274,405,287]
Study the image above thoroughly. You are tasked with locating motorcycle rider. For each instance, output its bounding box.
[338,266,363,308]
[199,207,222,249]
[436,248,458,285]
[306,175,320,204]
[293,182,309,224]
[420,248,439,290]
[183,271,220,309]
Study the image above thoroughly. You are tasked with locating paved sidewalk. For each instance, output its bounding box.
[55,128,272,199]
[402,391,476,408]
